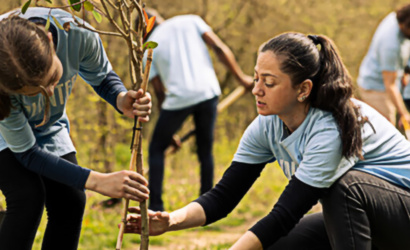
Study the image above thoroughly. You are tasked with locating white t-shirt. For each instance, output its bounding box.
[145,15,221,110]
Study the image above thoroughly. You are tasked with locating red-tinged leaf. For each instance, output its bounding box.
[63,22,71,32]
[143,9,149,23]
[92,10,102,23]
[22,0,31,14]
[146,16,156,34]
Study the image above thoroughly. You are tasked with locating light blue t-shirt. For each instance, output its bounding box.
[145,15,221,110]
[0,7,113,155]
[358,12,410,96]
[233,99,410,189]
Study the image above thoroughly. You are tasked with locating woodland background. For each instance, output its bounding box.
[0,0,409,249]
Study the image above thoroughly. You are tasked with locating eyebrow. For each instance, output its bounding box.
[254,69,278,78]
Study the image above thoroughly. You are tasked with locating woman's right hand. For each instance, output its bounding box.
[124,206,170,236]
[85,171,149,202]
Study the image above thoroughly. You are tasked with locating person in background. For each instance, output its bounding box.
[126,32,410,250]
[358,3,410,126]
[141,8,254,211]
[0,8,151,250]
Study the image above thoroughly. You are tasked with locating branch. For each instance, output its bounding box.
[100,0,128,38]
[72,17,123,37]
[94,0,118,10]
[118,0,130,31]
[36,0,88,9]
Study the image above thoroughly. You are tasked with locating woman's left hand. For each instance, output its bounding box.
[117,89,152,121]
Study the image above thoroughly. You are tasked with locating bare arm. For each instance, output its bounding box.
[168,202,207,231]
[202,31,253,88]
[125,202,206,235]
[230,231,263,250]
[382,71,410,123]
[150,75,166,111]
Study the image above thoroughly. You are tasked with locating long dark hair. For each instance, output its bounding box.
[261,32,363,159]
[0,15,53,123]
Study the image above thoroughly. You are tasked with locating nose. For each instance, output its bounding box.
[252,81,263,96]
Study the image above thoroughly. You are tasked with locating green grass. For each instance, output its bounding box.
[0,127,292,249]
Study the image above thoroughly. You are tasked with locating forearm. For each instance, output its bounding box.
[168,202,207,231]
[385,84,409,116]
[249,176,326,248]
[92,70,127,113]
[14,144,90,189]
[230,231,263,250]
[195,161,265,225]
[215,45,246,82]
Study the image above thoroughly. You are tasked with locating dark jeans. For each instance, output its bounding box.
[0,149,86,250]
[148,96,218,211]
[404,99,410,111]
[268,170,410,250]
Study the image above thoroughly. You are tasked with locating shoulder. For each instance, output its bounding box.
[373,12,401,47]
[305,107,339,133]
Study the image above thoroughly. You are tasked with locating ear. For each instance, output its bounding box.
[46,32,53,44]
[297,79,313,102]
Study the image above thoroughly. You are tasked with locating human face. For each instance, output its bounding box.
[252,51,301,116]
[16,53,63,97]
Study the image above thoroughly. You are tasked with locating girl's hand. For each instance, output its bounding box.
[85,171,149,202]
[124,206,170,236]
[117,89,152,121]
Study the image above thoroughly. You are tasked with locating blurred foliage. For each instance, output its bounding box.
[1,0,410,248]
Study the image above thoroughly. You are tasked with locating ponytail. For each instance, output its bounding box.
[261,33,363,159]
[309,35,363,159]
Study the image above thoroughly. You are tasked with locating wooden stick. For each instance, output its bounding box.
[165,85,247,155]
[116,48,154,250]
[401,116,410,141]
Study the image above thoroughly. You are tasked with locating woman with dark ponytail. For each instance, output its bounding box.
[125,32,410,250]
[0,7,152,250]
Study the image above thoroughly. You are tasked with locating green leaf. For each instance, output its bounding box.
[22,0,31,14]
[143,41,158,49]
[92,10,102,23]
[68,0,82,12]
[52,16,64,30]
[45,0,52,3]
[45,16,50,31]
[84,1,94,11]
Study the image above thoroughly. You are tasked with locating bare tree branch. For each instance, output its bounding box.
[100,0,128,37]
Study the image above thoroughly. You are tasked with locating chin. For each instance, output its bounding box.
[257,110,274,116]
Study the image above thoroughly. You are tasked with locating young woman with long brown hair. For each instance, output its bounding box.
[0,7,151,250]
[126,32,410,250]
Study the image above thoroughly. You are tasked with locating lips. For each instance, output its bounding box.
[256,100,266,107]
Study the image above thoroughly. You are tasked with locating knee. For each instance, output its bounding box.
[5,184,45,215]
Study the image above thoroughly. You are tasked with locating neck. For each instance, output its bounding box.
[279,104,310,133]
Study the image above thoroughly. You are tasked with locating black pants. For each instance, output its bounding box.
[148,96,218,211]
[0,149,86,250]
[268,170,410,250]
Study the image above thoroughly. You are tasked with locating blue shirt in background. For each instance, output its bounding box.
[358,12,410,97]
[233,99,410,190]
[0,7,113,155]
